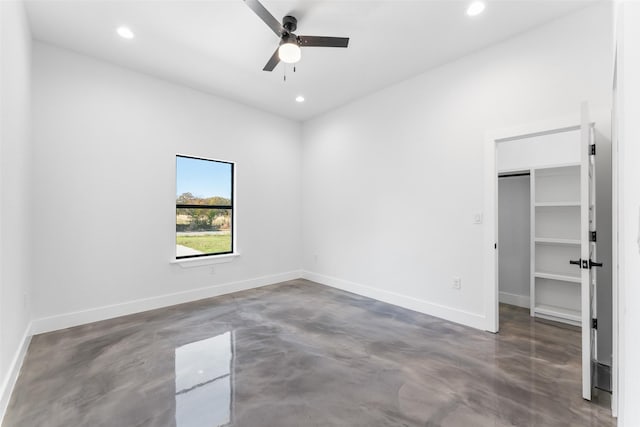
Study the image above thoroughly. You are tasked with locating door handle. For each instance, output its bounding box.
[589,260,603,268]
[569,259,603,269]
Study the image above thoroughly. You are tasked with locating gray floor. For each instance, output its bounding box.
[4,279,615,426]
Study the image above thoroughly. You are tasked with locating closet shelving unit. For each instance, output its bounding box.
[531,165,582,326]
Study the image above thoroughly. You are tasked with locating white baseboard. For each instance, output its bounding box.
[0,322,32,424]
[499,291,530,309]
[31,270,303,335]
[302,271,487,330]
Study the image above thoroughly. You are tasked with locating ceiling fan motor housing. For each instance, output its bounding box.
[279,33,299,46]
[282,15,297,33]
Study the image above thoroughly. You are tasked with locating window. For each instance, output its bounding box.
[176,155,234,258]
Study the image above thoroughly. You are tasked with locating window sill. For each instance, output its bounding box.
[170,253,240,268]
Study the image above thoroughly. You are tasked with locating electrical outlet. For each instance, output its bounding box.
[473,212,483,224]
[452,277,462,290]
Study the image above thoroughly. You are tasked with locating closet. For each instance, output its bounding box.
[497,128,583,326]
[494,108,613,399]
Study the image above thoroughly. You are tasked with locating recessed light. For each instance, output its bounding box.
[116,26,135,40]
[295,95,305,103]
[466,1,486,16]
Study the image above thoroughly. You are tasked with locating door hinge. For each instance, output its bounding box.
[590,231,597,242]
[590,144,596,155]
[592,318,598,329]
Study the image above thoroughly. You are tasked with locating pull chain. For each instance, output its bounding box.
[283,64,296,82]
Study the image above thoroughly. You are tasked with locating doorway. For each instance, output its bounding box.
[484,107,614,407]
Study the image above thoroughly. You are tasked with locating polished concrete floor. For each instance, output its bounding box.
[4,280,615,426]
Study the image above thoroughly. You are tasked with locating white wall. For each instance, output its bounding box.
[498,175,530,308]
[30,43,302,330]
[0,0,33,415]
[302,3,612,329]
[497,129,582,172]
[617,2,640,425]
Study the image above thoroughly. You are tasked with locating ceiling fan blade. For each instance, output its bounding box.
[298,36,349,48]
[243,0,283,37]
[263,47,280,71]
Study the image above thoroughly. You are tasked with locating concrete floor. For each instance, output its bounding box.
[3,279,615,426]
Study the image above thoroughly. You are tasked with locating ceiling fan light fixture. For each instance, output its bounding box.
[278,41,301,64]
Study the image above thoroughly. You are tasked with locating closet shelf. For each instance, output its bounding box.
[534,304,581,323]
[535,201,580,207]
[535,237,581,245]
[534,272,581,283]
[530,165,582,328]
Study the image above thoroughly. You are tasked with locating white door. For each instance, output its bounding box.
[579,102,600,400]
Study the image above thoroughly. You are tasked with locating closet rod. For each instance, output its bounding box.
[498,172,530,178]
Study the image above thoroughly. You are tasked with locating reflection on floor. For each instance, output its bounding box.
[3,280,615,426]
[175,331,234,426]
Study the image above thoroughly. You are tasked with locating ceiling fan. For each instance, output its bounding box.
[242,0,350,71]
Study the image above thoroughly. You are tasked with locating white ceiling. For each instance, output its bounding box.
[25,0,594,121]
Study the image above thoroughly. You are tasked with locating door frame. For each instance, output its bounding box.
[483,113,583,333]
